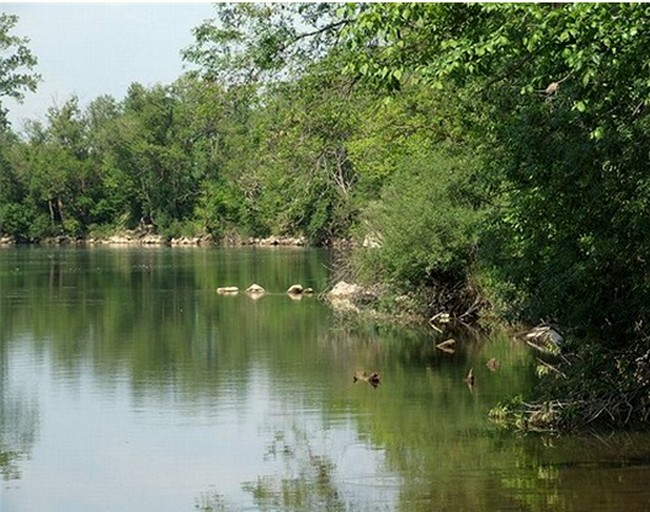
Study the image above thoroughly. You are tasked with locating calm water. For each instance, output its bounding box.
[1,247,650,511]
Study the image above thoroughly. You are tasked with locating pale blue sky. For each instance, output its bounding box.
[3,3,216,131]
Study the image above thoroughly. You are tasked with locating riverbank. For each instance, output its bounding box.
[0,230,311,248]
[325,276,650,434]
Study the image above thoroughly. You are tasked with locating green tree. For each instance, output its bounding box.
[245,66,365,244]
[12,99,88,236]
[183,3,350,87]
[0,129,35,238]
[339,2,650,428]
[0,13,40,128]
[341,3,650,339]
[102,83,200,231]
[81,94,124,228]
[171,76,254,238]
[183,3,367,243]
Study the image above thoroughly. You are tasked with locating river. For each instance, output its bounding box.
[1,246,650,511]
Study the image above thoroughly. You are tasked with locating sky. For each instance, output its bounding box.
[3,3,217,131]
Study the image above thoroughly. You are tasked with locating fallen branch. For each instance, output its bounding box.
[536,357,567,379]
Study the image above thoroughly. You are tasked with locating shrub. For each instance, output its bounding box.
[355,146,484,288]
[348,145,488,322]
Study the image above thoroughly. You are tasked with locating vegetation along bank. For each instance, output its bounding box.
[2,4,650,432]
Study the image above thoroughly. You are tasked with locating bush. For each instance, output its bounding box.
[0,202,32,239]
[355,146,484,287]
[160,219,204,240]
[348,146,488,321]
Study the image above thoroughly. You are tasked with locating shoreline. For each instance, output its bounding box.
[0,232,316,248]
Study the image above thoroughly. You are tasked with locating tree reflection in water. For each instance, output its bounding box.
[0,364,39,481]
[240,425,348,511]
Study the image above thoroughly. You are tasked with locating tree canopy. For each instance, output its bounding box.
[0,13,40,128]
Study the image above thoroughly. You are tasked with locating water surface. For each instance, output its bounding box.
[1,246,650,511]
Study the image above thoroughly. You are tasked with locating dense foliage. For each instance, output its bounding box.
[3,3,650,429]
[0,13,40,128]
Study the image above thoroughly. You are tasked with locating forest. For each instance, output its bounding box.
[2,3,650,431]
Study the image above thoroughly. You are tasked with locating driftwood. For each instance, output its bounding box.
[465,367,475,388]
[429,312,451,333]
[353,371,381,388]
[486,358,500,372]
[436,338,456,354]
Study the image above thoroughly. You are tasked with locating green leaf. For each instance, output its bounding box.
[590,126,605,140]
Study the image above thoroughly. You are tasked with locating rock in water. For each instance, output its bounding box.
[217,286,239,295]
[287,284,304,294]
